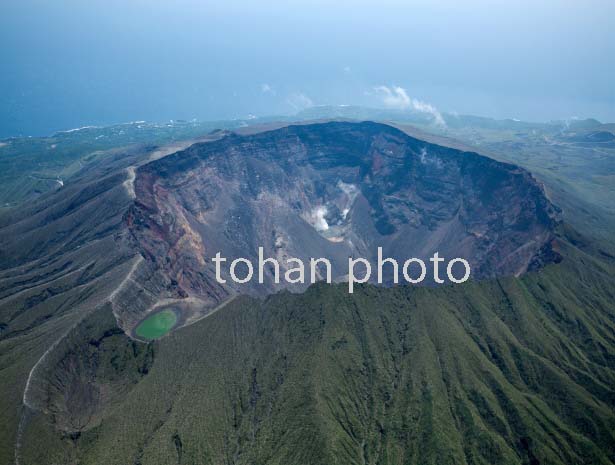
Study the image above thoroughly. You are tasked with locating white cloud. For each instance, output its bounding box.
[374,85,411,109]
[286,92,314,111]
[374,85,446,127]
[261,83,276,95]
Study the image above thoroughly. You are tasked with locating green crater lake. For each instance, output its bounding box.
[135,309,178,340]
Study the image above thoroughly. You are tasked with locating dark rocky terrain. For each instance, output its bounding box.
[128,122,560,303]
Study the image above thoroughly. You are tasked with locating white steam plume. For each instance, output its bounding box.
[374,85,446,127]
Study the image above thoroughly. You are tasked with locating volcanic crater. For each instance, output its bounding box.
[125,121,561,316]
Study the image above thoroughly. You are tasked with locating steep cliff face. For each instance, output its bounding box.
[127,122,560,302]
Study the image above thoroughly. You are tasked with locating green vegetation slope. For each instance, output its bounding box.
[18,240,615,465]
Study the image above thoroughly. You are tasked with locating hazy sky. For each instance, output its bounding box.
[1,0,614,137]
